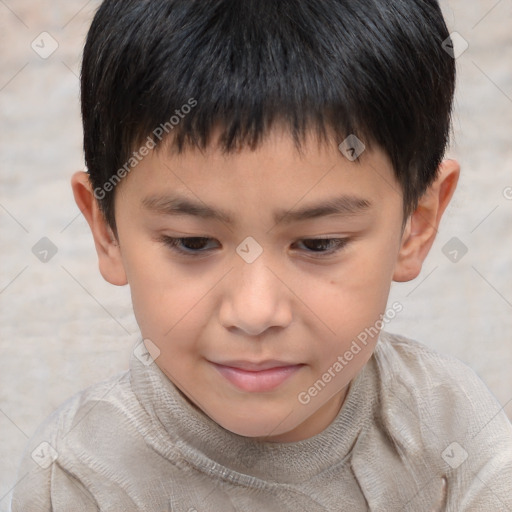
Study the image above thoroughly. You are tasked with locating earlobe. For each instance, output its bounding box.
[393,159,460,282]
[70,171,128,286]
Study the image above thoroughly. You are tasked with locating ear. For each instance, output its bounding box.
[393,159,460,282]
[71,171,128,286]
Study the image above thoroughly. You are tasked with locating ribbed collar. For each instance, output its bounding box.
[129,338,379,485]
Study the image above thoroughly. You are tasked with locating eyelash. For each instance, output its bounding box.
[159,236,351,258]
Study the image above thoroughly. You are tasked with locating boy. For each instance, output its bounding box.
[11,0,512,510]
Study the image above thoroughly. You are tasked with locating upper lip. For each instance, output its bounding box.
[212,359,302,371]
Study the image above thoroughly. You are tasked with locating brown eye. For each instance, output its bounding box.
[293,238,350,255]
[160,236,219,256]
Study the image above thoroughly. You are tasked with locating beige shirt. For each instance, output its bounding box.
[10,330,512,511]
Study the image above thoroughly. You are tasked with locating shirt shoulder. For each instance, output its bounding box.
[375,330,507,415]
[10,370,134,511]
[374,330,512,442]
[35,369,132,449]
[365,330,512,509]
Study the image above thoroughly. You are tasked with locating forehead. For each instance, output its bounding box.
[118,126,401,225]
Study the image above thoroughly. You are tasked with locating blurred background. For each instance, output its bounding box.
[0,0,511,508]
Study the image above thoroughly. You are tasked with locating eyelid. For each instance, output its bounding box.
[159,236,218,257]
[292,237,351,257]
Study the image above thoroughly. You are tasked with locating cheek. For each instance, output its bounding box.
[312,244,396,339]
[121,243,196,339]
[129,274,209,379]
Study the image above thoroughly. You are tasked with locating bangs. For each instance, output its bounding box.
[82,0,454,226]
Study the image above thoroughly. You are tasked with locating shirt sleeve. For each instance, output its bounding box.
[440,357,512,510]
[370,332,512,511]
[9,406,99,512]
[449,385,512,510]
[457,445,512,511]
[10,457,99,512]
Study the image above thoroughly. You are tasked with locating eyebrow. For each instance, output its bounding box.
[142,193,372,226]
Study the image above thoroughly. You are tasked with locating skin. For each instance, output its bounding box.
[72,125,459,443]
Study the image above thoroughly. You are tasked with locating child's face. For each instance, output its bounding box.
[108,125,406,442]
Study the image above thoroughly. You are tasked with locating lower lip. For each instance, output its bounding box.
[212,363,304,392]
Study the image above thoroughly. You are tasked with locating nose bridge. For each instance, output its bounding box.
[238,254,276,300]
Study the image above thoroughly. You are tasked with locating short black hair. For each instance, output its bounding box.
[81,0,456,232]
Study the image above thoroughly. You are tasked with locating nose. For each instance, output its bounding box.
[218,256,293,336]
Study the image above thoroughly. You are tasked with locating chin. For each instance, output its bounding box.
[210,408,302,441]
[225,422,291,440]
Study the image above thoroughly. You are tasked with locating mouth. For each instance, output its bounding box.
[210,361,305,393]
